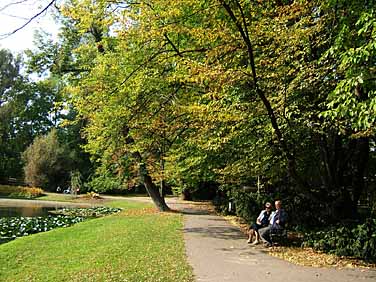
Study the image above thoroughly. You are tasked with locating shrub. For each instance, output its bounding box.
[214,184,272,223]
[302,218,376,261]
[0,185,44,198]
[86,173,123,193]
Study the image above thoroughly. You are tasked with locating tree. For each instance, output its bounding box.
[52,0,205,210]
[23,129,70,190]
[49,0,375,221]
[0,49,22,180]
[0,49,60,180]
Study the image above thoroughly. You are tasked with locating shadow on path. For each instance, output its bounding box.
[184,226,245,240]
[175,208,212,215]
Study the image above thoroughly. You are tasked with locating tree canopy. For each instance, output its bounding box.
[2,0,375,221]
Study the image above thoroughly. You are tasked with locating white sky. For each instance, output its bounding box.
[0,0,60,53]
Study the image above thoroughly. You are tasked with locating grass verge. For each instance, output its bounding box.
[36,193,90,203]
[0,200,194,282]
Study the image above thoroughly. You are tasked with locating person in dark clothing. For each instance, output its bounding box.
[259,200,288,247]
[247,202,273,245]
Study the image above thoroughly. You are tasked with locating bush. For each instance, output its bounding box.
[302,218,376,261]
[86,173,123,193]
[0,185,44,198]
[280,193,334,227]
[214,184,272,223]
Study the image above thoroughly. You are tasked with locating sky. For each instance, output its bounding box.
[0,0,59,53]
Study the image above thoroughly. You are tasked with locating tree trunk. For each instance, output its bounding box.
[140,162,170,211]
[351,137,369,208]
[123,126,170,211]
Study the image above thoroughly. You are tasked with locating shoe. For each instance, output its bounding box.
[251,240,259,246]
[247,239,252,244]
[264,242,272,247]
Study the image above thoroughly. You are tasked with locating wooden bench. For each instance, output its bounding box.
[270,228,288,245]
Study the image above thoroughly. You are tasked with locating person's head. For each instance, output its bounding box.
[275,200,282,210]
[265,202,272,211]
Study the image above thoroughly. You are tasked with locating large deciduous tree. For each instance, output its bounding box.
[52,0,375,220]
[0,49,60,181]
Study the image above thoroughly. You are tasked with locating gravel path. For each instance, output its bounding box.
[168,199,376,282]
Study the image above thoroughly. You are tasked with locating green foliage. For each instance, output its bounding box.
[86,172,124,193]
[24,0,376,220]
[70,170,82,194]
[215,184,272,223]
[22,129,71,190]
[0,49,20,94]
[321,6,376,136]
[0,48,68,180]
[303,219,376,260]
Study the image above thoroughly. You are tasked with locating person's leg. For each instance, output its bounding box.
[250,230,260,245]
[259,226,272,246]
[247,229,254,243]
[255,230,259,242]
[247,223,260,243]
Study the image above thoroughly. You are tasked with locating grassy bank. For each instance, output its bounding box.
[0,201,194,282]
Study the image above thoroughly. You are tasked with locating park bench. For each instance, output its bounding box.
[270,227,288,245]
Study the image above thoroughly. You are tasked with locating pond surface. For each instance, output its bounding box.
[0,198,93,218]
[0,206,57,217]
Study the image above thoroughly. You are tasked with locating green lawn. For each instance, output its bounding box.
[0,200,194,282]
[37,193,78,202]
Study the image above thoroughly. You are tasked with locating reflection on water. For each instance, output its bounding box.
[0,206,57,217]
[0,199,92,218]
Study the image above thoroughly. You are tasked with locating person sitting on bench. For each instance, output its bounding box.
[247,202,273,245]
[259,200,288,247]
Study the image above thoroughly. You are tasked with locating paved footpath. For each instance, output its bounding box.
[168,200,376,282]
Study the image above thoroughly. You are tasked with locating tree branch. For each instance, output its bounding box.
[164,33,183,57]
[0,0,56,39]
[0,0,29,13]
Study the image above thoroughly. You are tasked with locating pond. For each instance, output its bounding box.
[0,200,121,244]
[0,198,93,218]
[0,206,56,217]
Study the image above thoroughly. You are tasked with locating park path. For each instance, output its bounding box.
[166,199,376,282]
